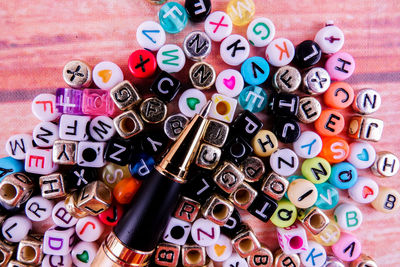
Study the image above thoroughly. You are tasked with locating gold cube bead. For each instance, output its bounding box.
[39,173,67,199]
[113,110,144,139]
[240,156,265,183]
[110,80,141,110]
[297,206,329,235]
[181,244,207,267]
[65,191,89,218]
[195,143,222,170]
[261,172,289,201]
[348,116,384,142]
[229,182,258,210]
[247,245,273,267]
[52,140,78,165]
[201,194,234,226]
[232,225,261,258]
[0,173,34,207]
[154,242,180,267]
[213,161,245,194]
[202,119,229,148]
[16,234,44,265]
[371,151,399,177]
[7,260,30,267]
[76,181,112,216]
[0,239,16,266]
[140,97,168,124]
[273,248,300,267]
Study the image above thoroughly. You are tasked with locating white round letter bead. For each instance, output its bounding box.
[314,22,345,54]
[162,217,191,246]
[93,61,124,90]
[178,88,207,118]
[89,116,116,142]
[71,241,99,267]
[33,121,59,147]
[205,11,233,42]
[222,253,248,267]
[293,131,323,159]
[348,176,379,204]
[334,203,363,231]
[2,215,32,243]
[206,234,233,262]
[300,241,327,267]
[270,148,299,176]
[32,93,61,122]
[52,201,79,228]
[191,218,221,247]
[157,44,186,73]
[25,196,54,222]
[347,141,376,169]
[75,216,105,242]
[42,254,73,267]
[136,21,166,51]
[215,69,244,97]
[220,34,250,66]
[5,134,34,160]
[247,17,275,47]
[265,38,295,67]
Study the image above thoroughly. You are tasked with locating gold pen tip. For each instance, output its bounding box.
[199,100,213,118]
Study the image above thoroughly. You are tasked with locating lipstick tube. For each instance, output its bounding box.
[92,101,212,266]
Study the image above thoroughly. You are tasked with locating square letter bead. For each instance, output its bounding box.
[110,80,141,111]
[25,148,58,175]
[195,143,222,170]
[59,114,90,141]
[174,196,201,223]
[113,110,144,139]
[43,226,75,256]
[52,140,78,165]
[209,93,237,123]
[82,89,115,116]
[39,173,67,199]
[276,222,308,254]
[105,139,133,165]
[76,181,112,215]
[76,141,106,168]
[16,235,44,265]
[223,136,253,164]
[0,173,34,207]
[203,119,230,147]
[248,193,277,222]
[55,88,83,115]
[154,243,180,267]
[213,161,245,193]
[162,217,191,246]
[231,110,263,141]
[150,71,181,103]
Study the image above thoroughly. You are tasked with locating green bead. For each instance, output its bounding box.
[270,198,297,228]
[158,2,188,34]
[315,182,340,210]
[301,157,331,184]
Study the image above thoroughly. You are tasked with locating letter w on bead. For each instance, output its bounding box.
[230,0,252,19]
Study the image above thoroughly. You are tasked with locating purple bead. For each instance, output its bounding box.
[56,88,83,115]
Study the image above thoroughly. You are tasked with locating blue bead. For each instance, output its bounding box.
[314,182,339,210]
[0,157,24,182]
[240,56,270,85]
[238,85,268,113]
[129,153,155,180]
[158,2,188,34]
[329,162,358,189]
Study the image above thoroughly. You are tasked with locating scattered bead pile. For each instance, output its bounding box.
[0,0,398,266]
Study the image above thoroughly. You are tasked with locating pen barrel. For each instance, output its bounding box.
[114,168,182,252]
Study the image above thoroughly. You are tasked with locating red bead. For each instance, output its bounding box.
[128,49,157,78]
[98,203,124,226]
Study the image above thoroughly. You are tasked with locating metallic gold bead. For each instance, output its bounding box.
[349,253,378,267]
[140,97,168,124]
[39,173,67,200]
[62,60,92,88]
[261,172,289,201]
[65,191,88,218]
[181,244,207,267]
[183,31,212,61]
[201,194,234,226]
[240,156,265,183]
[189,62,216,90]
[195,143,222,170]
[7,260,30,267]
[324,255,345,267]
[229,182,258,210]
[0,173,34,207]
[232,225,261,258]
[273,248,300,267]
[110,80,141,111]
[113,110,144,139]
[213,161,245,194]
[247,245,273,267]
[348,116,384,142]
[0,239,16,266]
[16,234,44,265]
[297,206,329,235]
[76,181,112,216]
[302,67,331,95]
[52,140,78,165]
[202,119,229,148]
[174,196,201,223]
[297,96,322,123]
[371,151,399,177]
[154,242,180,267]
[164,113,189,140]
[272,66,301,93]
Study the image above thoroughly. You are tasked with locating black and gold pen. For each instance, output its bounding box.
[92,101,212,266]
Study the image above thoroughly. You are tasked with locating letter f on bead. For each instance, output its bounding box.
[163,6,183,19]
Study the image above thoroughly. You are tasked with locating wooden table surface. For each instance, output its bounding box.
[1,0,400,266]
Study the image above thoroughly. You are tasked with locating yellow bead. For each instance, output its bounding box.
[312,221,341,246]
[251,130,278,157]
[226,0,255,26]
[371,186,400,213]
[101,163,132,189]
[270,198,297,228]
[287,179,318,209]
[301,157,331,184]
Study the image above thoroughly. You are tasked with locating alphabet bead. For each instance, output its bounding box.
[348,116,384,142]
[183,31,212,61]
[82,89,115,116]
[224,136,253,164]
[113,110,144,138]
[158,2,188,34]
[226,0,255,26]
[324,82,354,109]
[67,165,98,190]
[303,67,331,95]
[349,254,378,267]
[209,93,238,123]
[92,61,124,90]
[298,207,330,235]
[181,244,207,266]
[331,232,361,262]
[150,71,181,103]
[113,177,142,204]
[140,97,168,124]
[2,215,32,243]
[43,226,75,256]
[185,0,211,22]
[265,38,295,67]
[299,241,326,267]
[238,85,268,113]
[154,242,180,267]
[247,17,275,47]
[191,218,221,246]
[268,93,299,118]
[202,194,235,226]
[247,245,273,267]
[178,88,207,117]
[110,80,141,110]
[229,182,258,210]
[314,109,345,137]
[221,208,242,238]
[0,157,24,182]
[241,56,270,86]
[352,88,381,115]
[195,143,222,170]
[247,193,277,222]
[206,234,232,262]
[240,156,265,183]
[104,139,133,166]
[314,182,339,210]
[297,96,322,124]
[222,253,248,267]
[269,148,299,177]
[164,113,189,140]
[174,196,201,223]
[183,173,217,203]
[274,248,301,267]
[294,40,322,68]
[347,141,376,169]
[313,221,341,246]
[273,118,301,143]
[16,234,44,265]
[162,217,191,246]
[5,134,34,160]
[348,176,379,204]
[76,141,106,168]
[33,121,59,148]
[0,172,34,207]
[203,119,230,147]
[215,69,244,98]
[220,34,250,66]
[59,114,90,141]
[42,254,73,267]
[270,198,297,228]
[189,62,216,90]
[272,66,301,93]
[204,11,233,42]
[89,116,115,142]
[293,131,323,159]
[136,20,166,51]
[25,196,54,222]
[76,181,112,216]
[334,203,363,231]
[75,216,104,242]
[287,179,318,209]
[371,186,400,213]
[314,22,344,54]
[71,241,98,267]
[301,157,331,184]
[319,136,349,163]
[56,88,83,115]
[277,222,308,254]
[325,52,355,81]
[39,173,67,199]
[32,93,61,121]
[63,60,92,89]
[98,203,124,227]
[214,161,244,194]
[157,44,186,73]
[25,148,58,174]
[52,200,79,228]
[64,191,88,219]
[232,226,261,258]
[261,172,289,201]
[371,151,399,177]
[129,152,155,180]
[329,162,358,189]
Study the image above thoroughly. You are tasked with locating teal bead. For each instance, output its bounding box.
[241,57,270,85]
[329,162,358,189]
[0,157,24,182]
[158,2,188,34]
[315,182,339,210]
[238,85,268,113]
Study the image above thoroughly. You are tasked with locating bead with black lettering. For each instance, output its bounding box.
[25,196,54,222]
[247,193,277,222]
[348,116,384,142]
[303,67,331,95]
[140,97,168,124]
[272,66,301,93]
[195,143,222,170]
[183,31,212,60]
[2,215,32,243]
[150,71,182,103]
[297,96,322,124]
[294,40,322,68]
[189,61,216,89]
[231,110,263,141]
[76,181,112,216]
[110,80,141,111]
[162,217,191,245]
[273,117,301,143]
[239,156,265,183]
[232,225,261,258]
[214,161,245,194]
[39,173,67,199]
[223,136,253,164]
[269,148,299,177]
[164,113,189,140]
[185,0,211,22]
[371,151,399,177]
[203,119,230,147]
[174,196,201,223]
[274,248,301,267]
[352,88,381,115]
[77,141,106,168]
[154,242,180,267]
[261,172,289,201]
[33,121,59,148]
[247,245,273,267]
[105,139,133,166]
[89,116,116,142]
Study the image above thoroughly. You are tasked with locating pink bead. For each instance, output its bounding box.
[82,89,115,116]
[325,52,355,81]
[331,232,361,261]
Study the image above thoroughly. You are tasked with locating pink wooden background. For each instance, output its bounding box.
[1,0,400,265]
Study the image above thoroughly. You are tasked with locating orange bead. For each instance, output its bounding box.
[323,82,354,109]
[314,109,345,136]
[113,177,142,204]
[319,136,350,163]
